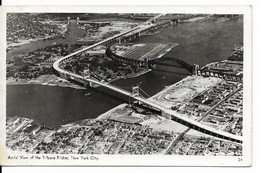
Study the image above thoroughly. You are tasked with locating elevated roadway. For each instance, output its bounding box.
[55,70,243,144]
[53,26,141,71]
[53,14,243,144]
[146,14,166,23]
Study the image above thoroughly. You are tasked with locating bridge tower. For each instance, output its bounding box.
[82,69,91,87]
[83,69,90,79]
[144,58,149,69]
[130,85,141,105]
[132,86,140,97]
[76,17,80,25]
[193,64,200,76]
[118,37,122,45]
[67,17,70,25]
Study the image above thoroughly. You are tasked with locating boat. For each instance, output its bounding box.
[85,92,91,96]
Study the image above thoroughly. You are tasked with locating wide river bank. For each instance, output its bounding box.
[6,16,243,129]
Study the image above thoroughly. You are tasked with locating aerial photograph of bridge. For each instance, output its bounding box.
[6,12,244,156]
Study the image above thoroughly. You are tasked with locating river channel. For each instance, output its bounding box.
[6,17,243,129]
[7,20,85,59]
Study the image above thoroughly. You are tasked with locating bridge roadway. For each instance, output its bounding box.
[146,14,165,23]
[53,14,242,144]
[57,70,242,144]
[54,13,171,71]
[53,26,141,70]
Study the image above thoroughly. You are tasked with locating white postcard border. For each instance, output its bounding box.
[0,5,252,166]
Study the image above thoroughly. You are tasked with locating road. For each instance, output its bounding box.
[53,14,243,144]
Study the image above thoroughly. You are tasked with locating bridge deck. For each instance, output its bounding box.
[68,72,242,143]
[53,14,242,144]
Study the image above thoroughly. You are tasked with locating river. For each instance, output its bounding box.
[6,17,243,129]
[7,20,85,59]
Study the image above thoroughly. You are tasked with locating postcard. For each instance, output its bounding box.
[0,5,252,166]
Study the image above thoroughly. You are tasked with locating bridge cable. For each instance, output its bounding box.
[139,87,151,98]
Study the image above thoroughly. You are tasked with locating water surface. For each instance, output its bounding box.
[7,17,243,128]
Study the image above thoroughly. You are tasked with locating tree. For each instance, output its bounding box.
[64,65,72,71]
[18,64,29,72]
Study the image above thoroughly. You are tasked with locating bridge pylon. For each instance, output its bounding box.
[193,64,200,76]
[83,69,90,79]
[67,17,70,25]
[76,17,80,25]
[132,85,140,97]
[130,85,141,105]
[144,58,149,69]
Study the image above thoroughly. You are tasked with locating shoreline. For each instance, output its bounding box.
[5,14,244,156]
[6,75,86,90]
[124,69,151,79]
[150,75,192,99]
[7,23,68,49]
[6,68,152,89]
[6,80,86,90]
[6,14,242,129]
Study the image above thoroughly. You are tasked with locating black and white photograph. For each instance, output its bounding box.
[0,5,252,166]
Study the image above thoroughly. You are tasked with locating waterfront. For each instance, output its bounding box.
[7,70,185,129]
[6,16,243,129]
[4,11,248,158]
[7,20,85,60]
[135,17,243,67]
